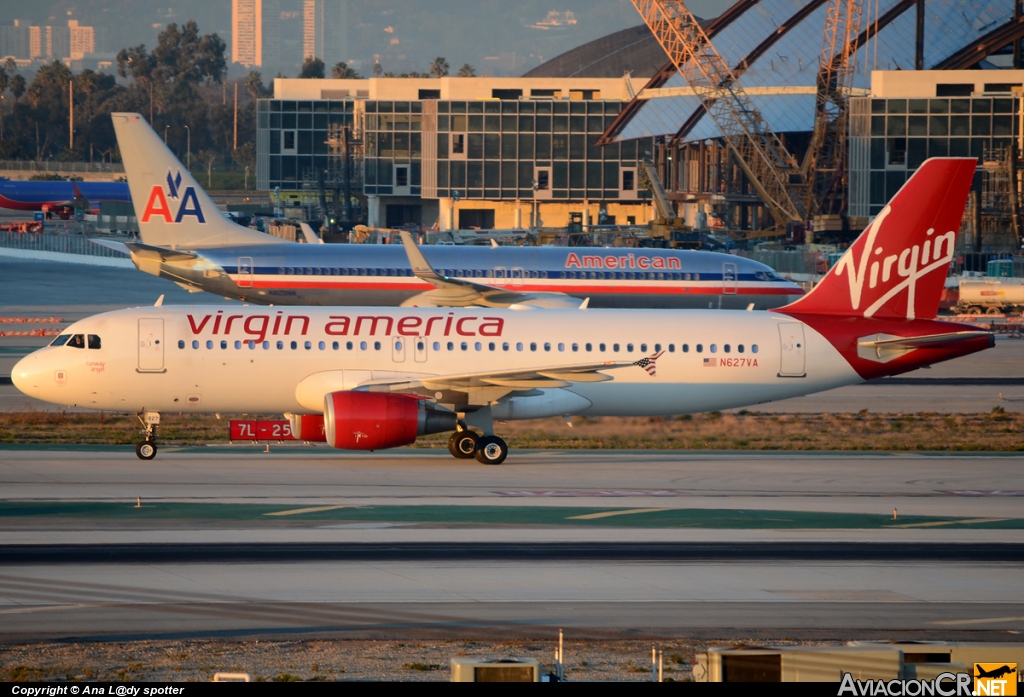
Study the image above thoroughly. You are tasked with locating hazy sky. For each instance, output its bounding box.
[1,0,738,75]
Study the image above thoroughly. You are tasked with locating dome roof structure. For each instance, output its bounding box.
[601,0,1023,144]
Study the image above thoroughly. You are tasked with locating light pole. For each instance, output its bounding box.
[244,165,250,192]
[184,125,190,171]
[531,179,539,230]
[164,125,169,144]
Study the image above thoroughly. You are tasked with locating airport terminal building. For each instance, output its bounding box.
[257,77,655,230]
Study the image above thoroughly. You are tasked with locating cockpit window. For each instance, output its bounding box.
[88,335,101,349]
[67,334,86,349]
[50,334,71,347]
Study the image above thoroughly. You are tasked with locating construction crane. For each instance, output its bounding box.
[802,0,865,219]
[630,0,808,230]
[639,157,689,246]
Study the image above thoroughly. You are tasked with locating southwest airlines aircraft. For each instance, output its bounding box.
[13,159,990,464]
[110,113,802,310]
[0,178,131,215]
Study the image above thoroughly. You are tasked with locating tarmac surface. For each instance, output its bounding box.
[0,450,1021,642]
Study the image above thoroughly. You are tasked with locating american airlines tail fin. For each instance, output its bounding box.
[780,157,976,320]
[111,113,285,248]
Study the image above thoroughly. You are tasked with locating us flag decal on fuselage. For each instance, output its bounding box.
[635,350,665,376]
[704,357,718,368]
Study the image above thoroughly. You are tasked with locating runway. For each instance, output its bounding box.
[0,449,1021,642]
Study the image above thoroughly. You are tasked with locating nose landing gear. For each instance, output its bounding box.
[135,411,160,460]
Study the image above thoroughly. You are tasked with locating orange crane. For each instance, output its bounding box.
[630,0,808,229]
[802,0,865,217]
[631,0,864,233]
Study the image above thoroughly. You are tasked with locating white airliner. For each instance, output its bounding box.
[105,112,804,311]
[13,158,991,464]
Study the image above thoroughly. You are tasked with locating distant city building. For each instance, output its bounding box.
[232,0,280,68]
[6,19,96,63]
[0,20,30,61]
[302,0,315,60]
[303,0,348,69]
[68,20,94,61]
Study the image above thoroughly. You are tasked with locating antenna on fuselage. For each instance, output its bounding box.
[154,295,165,307]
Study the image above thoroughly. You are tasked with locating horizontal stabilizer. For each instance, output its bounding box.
[858,330,993,362]
[89,238,130,255]
[124,241,198,262]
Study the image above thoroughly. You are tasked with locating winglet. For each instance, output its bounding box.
[400,230,442,280]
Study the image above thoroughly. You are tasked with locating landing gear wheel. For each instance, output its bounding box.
[448,431,479,459]
[475,436,509,466]
[136,441,157,460]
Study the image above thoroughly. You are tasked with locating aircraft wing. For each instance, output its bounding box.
[399,231,586,309]
[359,359,636,406]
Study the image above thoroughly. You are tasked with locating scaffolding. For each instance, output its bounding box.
[802,0,864,217]
[299,117,366,233]
[977,144,1022,251]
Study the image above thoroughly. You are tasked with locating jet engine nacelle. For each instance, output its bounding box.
[323,391,458,451]
[286,413,327,442]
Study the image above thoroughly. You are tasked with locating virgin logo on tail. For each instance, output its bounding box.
[141,169,205,224]
[780,158,976,321]
[834,205,956,320]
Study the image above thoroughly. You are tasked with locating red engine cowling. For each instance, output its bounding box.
[323,391,457,451]
[287,414,327,442]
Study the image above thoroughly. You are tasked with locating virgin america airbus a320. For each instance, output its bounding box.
[13,158,991,464]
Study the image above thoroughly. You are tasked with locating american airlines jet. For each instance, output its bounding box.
[108,113,803,310]
[13,159,990,465]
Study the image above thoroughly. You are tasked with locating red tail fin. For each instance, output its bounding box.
[780,158,976,319]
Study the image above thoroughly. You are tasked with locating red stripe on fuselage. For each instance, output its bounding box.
[0,193,62,211]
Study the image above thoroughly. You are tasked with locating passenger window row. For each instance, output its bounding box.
[176,339,759,355]
[273,267,718,282]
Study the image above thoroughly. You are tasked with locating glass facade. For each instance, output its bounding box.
[256,99,357,191]
[850,95,1019,217]
[416,99,651,202]
[258,97,653,207]
[362,100,424,197]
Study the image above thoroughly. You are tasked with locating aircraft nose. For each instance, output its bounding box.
[11,352,44,397]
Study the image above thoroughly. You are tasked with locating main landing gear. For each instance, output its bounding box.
[447,422,509,465]
[135,411,160,461]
